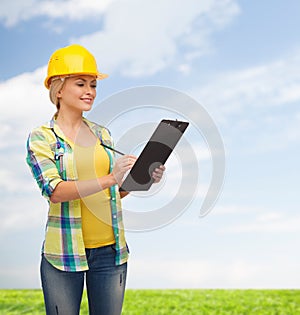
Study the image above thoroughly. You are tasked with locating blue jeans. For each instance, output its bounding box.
[40,245,127,315]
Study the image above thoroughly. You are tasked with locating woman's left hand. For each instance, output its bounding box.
[152,165,166,183]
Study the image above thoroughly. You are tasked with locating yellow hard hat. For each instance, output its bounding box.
[44,44,108,89]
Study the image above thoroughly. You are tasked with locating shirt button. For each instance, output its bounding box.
[113,215,117,219]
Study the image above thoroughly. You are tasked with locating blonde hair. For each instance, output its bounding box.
[49,77,65,110]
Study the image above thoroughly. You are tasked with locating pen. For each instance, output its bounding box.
[100,143,125,156]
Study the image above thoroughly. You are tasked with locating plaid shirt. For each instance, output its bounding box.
[26,116,128,272]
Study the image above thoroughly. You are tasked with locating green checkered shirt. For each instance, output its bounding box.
[26,116,128,271]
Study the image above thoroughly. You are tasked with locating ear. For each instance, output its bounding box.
[56,90,63,98]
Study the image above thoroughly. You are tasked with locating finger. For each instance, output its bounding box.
[153,167,164,175]
[121,155,137,166]
[152,174,161,183]
[154,173,162,180]
[118,156,135,166]
[152,170,162,179]
[123,154,137,160]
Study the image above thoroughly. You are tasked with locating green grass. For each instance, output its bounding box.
[0,289,299,314]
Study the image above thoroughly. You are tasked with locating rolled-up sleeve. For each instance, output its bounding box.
[26,129,63,200]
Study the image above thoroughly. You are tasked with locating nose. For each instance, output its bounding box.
[86,85,95,96]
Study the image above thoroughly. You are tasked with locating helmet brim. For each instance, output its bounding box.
[44,71,108,89]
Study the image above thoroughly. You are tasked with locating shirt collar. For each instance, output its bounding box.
[45,115,102,142]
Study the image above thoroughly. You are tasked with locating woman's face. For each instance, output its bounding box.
[57,75,97,113]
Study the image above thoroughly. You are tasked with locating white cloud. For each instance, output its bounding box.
[0,168,30,193]
[186,48,300,154]
[1,0,299,291]
[220,211,300,234]
[0,66,53,135]
[210,204,300,234]
[212,204,264,215]
[1,0,241,79]
[177,64,192,75]
[0,68,54,177]
[0,192,46,235]
[73,0,240,77]
[127,257,300,289]
[194,49,300,122]
[0,264,41,289]
[0,0,115,27]
[254,110,300,151]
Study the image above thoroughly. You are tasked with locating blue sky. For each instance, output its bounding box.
[0,0,299,289]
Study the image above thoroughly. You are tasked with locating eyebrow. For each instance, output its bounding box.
[74,77,97,83]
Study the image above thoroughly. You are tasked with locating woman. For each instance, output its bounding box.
[26,44,164,315]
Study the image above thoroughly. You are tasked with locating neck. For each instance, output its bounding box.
[56,108,83,131]
[55,108,95,145]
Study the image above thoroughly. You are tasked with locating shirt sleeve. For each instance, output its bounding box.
[26,128,63,200]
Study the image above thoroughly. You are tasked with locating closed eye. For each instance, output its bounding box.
[74,78,97,88]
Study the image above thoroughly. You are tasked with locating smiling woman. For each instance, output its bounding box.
[25,43,165,315]
[56,76,97,112]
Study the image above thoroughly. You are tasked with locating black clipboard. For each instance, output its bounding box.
[119,119,189,192]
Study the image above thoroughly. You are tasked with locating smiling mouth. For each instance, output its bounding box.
[81,98,93,103]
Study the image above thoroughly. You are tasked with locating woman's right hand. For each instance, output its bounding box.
[111,155,137,186]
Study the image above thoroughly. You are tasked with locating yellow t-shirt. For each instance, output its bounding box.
[73,138,115,248]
